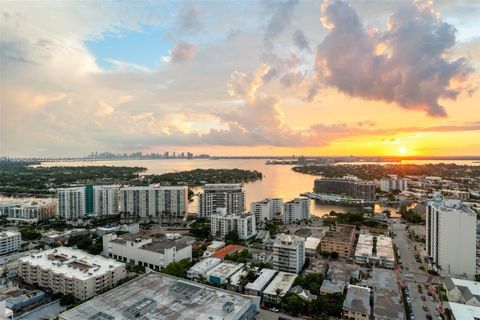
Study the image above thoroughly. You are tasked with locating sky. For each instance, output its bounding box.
[1,0,479,157]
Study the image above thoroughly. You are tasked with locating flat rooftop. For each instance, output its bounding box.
[446,278,480,299]
[59,272,259,320]
[18,247,124,280]
[343,285,371,315]
[449,302,480,320]
[207,262,244,279]
[263,272,297,296]
[373,269,404,320]
[322,224,355,243]
[188,257,222,274]
[355,234,394,260]
[305,237,321,250]
[245,269,277,292]
[111,234,193,253]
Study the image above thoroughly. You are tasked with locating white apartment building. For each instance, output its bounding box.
[210,210,257,240]
[283,198,310,224]
[119,185,188,222]
[0,231,21,256]
[426,198,477,277]
[187,257,222,281]
[0,198,56,222]
[198,184,245,217]
[93,185,120,215]
[263,272,297,304]
[102,233,192,271]
[354,234,395,269]
[380,177,408,192]
[272,234,305,274]
[17,247,126,300]
[57,187,86,220]
[250,198,283,223]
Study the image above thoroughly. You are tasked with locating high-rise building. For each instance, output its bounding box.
[283,198,309,224]
[272,234,305,274]
[314,178,376,201]
[93,185,120,215]
[198,184,245,217]
[210,210,256,240]
[0,231,21,256]
[57,187,88,220]
[250,198,283,223]
[380,178,408,192]
[119,185,188,222]
[426,198,476,277]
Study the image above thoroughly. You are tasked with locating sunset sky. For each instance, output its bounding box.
[1,0,479,157]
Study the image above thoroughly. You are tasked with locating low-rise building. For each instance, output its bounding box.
[272,234,305,274]
[207,262,244,285]
[59,272,260,320]
[372,268,404,320]
[102,233,193,271]
[0,198,56,222]
[0,231,21,256]
[444,278,480,306]
[187,257,222,281]
[354,234,395,268]
[342,285,371,320]
[263,272,297,304]
[39,229,90,246]
[245,268,277,297]
[320,280,345,295]
[321,224,356,258]
[212,244,244,260]
[17,247,126,300]
[204,241,226,257]
[448,302,480,320]
[305,237,322,257]
[228,267,258,293]
[0,287,45,312]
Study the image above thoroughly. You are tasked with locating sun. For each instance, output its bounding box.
[399,146,407,155]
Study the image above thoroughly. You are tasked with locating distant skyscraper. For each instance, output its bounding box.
[426,198,476,277]
[198,184,245,217]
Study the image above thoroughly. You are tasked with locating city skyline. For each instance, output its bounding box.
[1,0,479,157]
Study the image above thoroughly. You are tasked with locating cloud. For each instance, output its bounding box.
[314,0,475,117]
[169,40,197,63]
[264,0,299,47]
[227,64,270,100]
[176,5,203,34]
[292,30,311,51]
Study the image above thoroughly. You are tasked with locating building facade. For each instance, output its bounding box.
[210,211,257,240]
[93,185,120,215]
[0,198,56,222]
[102,233,192,271]
[283,198,310,224]
[272,234,305,274]
[380,178,408,192]
[119,185,188,222]
[250,198,283,223]
[314,179,376,201]
[17,247,126,300]
[57,187,87,220]
[426,198,476,277]
[198,184,245,217]
[321,224,356,258]
[0,231,21,256]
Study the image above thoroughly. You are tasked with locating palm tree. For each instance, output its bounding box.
[274,288,284,306]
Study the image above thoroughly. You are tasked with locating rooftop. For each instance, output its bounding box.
[263,272,297,296]
[18,247,124,280]
[322,224,355,243]
[448,302,480,320]
[320,280,345,294]
[343,285,371,315]
[207,262,244,279]
[373,268,404,320]
[355,234,395,260]
[0,230,20,238]
[212,244,244,259]
[305,237,321,250]
[111,233,193,254]
[445,278,480,301]
[188,257,222,274]
[245,269,277,292]
[59,272,259,320]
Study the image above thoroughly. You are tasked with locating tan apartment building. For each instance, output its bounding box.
[320,224,356,258]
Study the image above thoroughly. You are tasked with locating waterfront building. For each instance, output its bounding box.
[0,198,56,222]
[119,185,188,222]
[272,234,305,274]
[354,234,395,269]
[198,184,245,217]
[380,178,408,192]
[342,285,371,320]
[262,272,297,304]
[93,185,120,215]
[426,198,476,277]
[250,198,283,223]
[102,233,193,271]
[314,178,376,201]
[210,210,257,240]
[283,198,310,224]
[59,272,260,320]
[320,224,356,258]
[17,247,126,300]
[57,186,89,220]
[0,231,21,256]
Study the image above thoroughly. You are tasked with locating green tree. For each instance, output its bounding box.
[60,293,76,306]
[225,230,240,244]
[163,259,191,278]
[329,251,339,259]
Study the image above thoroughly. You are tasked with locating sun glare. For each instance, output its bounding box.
[399,146,407,155]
